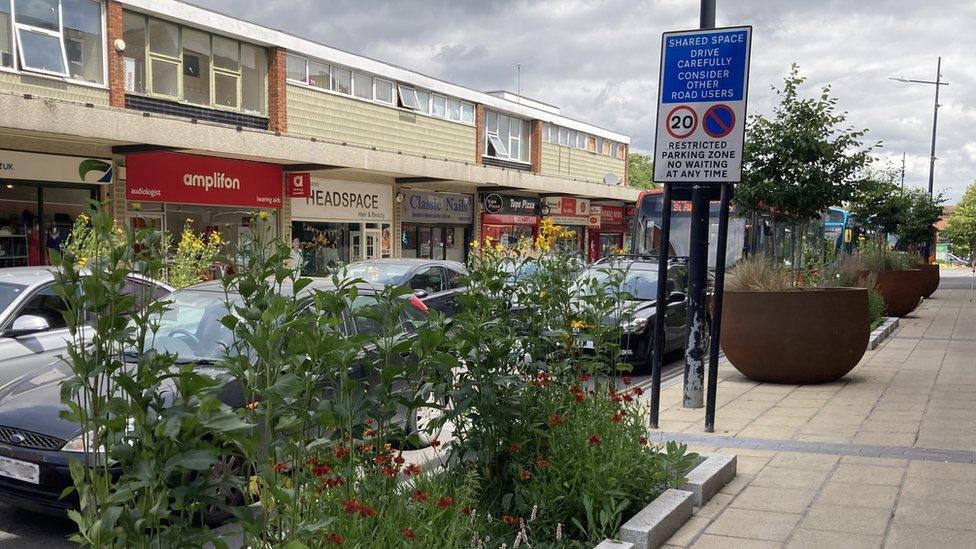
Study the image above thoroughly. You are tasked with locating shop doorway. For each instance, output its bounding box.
[402,225,468,261]
[364,229,382,260]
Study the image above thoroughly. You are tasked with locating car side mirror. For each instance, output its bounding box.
[412,288,429,299]
[668,291,686,303]
[7,314,51,336]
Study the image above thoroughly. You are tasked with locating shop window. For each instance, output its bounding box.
[352,71,371,99]
[10,0,102,82]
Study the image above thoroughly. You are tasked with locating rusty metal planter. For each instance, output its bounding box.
[721,288,869,384]
[918,263,940,298]
[871,269,923,317]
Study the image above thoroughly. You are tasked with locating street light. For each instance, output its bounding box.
[889,56,948,260]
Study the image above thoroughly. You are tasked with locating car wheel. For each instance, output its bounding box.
[406,392,447,449]
[201,452,247,527]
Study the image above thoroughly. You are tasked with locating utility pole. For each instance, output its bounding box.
[516,64,521,102]
[682,0,716,409]
[901,152,906,190]
[889,58,948,261]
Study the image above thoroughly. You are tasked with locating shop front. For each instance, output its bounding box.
[542,196,591,253]
[480,193,540,248]
[587,205,628,262]
[290,178,393,275]
[124,151,283,261]
[400,190,472,262]
[0,149,113,266]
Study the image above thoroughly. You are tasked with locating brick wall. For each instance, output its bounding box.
[267,47,288,134]
[475,104,485,164]
[530,120,543,174]
[623,143,630,185]
[107,1,125,108]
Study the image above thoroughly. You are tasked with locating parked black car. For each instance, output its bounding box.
[573,257,693,371]
[0,278,437,517]
[345,259,466,316]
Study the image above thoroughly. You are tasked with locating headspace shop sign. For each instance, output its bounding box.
[291,179,393,222]
[653,26,752,184]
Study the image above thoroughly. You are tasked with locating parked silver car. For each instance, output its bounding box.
[0,267,173,388]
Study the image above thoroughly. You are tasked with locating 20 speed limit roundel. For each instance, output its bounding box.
[665,105,698,139]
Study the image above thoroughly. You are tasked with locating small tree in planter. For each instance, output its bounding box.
[723,65,877,384]
[737,64,875,274]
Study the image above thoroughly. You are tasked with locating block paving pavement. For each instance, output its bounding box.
[652,270,976,548]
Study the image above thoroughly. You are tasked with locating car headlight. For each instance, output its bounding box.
[621,317,649,333]
[61,431,98,453]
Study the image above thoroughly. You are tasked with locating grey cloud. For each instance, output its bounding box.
[193,0,976,201]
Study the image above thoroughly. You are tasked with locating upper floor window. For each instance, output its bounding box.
[544,122,626,159]
[485,110,530,163]
[0,0,104,83]
[285,53,473,124]
[122,11,267,115]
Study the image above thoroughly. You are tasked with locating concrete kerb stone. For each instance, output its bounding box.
[601,453,736,548]
[678,452,737,506]
[869,317,899,350]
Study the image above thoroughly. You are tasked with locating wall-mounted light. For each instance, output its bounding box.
[113,39,126,52]
[395,192,404,204]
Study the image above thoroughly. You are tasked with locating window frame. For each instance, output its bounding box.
[373,76,394,105]
[284,52,307,83]
[5,0,107,86]
[397,83,420,110]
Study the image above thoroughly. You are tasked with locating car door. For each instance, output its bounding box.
[0,284,75,388]
[408,266,450,315]
[665,266,690,351]
[441,267,465,316]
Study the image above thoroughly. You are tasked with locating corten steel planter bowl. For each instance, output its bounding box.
[721,288,869,384]
[919,263,940,298]
[870,269,924,317]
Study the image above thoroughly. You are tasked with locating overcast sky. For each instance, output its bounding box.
[196,0,976,203]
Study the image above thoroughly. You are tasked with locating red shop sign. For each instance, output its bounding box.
[286,172,311,198]
[601,206,626,228]
[125,152,283,209]
[482,213,539,226]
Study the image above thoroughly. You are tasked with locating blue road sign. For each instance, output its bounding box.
[661,29,750,104]
[703,104,735,138]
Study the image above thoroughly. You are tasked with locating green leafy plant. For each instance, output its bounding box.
[167,219,224,288]
[868,289,886,330]
[943,182,976,259]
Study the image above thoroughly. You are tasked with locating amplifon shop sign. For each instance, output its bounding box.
[125,152,283,208]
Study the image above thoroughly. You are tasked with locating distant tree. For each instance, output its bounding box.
[627,153,657,189]
[943,182,976,259]
[848,166,908,240]
[897,188,945,254]
[737,64,877,265]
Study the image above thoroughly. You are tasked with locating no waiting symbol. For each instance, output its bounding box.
[665,105,698,139]
[703,104,735,138]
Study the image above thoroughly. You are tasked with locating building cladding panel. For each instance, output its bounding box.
[540,143,626,185]
[287,84,476,163]
[0,72,109,106]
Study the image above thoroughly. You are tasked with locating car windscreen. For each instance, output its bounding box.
[0,282,28,314]
[344,263,413,285]
[575,269,659,301]
[146,290,240,362]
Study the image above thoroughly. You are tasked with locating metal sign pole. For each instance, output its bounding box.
[649,185,674,429]
[705,182,732,431]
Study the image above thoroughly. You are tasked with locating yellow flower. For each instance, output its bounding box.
[210,232,223,245]
[471,240,481,250]
[259,211,270,221]
[495,243,505,253]
[77,213,89,223]
[76,257,88,268]
[484,235,493,244]
[570,320,586,331]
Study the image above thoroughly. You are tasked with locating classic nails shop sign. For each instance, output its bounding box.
[125,152,283,208]
[400,190,472,224]
[291,179,393,222]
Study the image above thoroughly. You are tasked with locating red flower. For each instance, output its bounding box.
[326,533,344,545]
[548,415,565,426]
[622,393,634,403]
[404,463,421,476]
[410,490,429,502]
[507,442,523,453]
[341,499,359,514]
[401,528,416,540]
[358,505,377,517]
[313,464,332,477]
[431,440,442,448]
[273,462,290,473]
[334,447,350,459]
[462,505,472,516]
[536,455,550,469]
[574,392,585,404]
[638,436,649,446]
[530,371,551,388]
[611,413,623,424]
[374,454,390,465]
[437,496,454,509]
[580,373,591,382]
[623,376,632,385]
[364,418,374,426]
[588,434,602,445]
[380,466,399,477]
[502,515,518,525]
[520,470,532,481]
[394,455,405,465]
[633,386,645,396]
